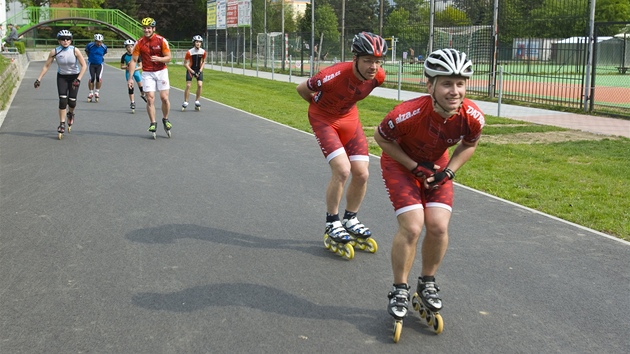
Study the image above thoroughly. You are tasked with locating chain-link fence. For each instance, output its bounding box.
[203,1,628,117]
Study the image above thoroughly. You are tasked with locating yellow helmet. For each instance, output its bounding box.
[141,17,156,27]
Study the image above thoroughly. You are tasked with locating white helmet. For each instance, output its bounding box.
[57,29,73,39]
[123,39,135,46]
[192,35,203,43]
[424,48,473,78]
[94,33,104,41]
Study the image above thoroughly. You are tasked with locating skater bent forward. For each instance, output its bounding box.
[375,49,484,335]
[296,32,387,259]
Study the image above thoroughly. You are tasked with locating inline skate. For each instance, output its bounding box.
[87,92,93,103]
[323,220,354,260]
[388,283,410,343]
[343,216,377,253]
[130,101,136,114]
[148,122,157,139]
[181,101,188,111]
[162,118,172,138]
[411,277,444,334]
[94,91,100,103]
[66,111,75,132]
[57,122,66,140]
[194,100,201,111]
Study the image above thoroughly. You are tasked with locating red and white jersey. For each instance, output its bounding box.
[184,47,206,71]
[377,95,485,163]
[132,33,170,72]
[306,61,386,119]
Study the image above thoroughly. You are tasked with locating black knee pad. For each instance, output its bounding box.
[59,96,68,109]
[68,97,77,108]
[128,87,134,95]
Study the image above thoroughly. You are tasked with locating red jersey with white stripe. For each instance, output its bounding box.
[132,34,170,72]
[377,95,485,163]
[306,61,386,119]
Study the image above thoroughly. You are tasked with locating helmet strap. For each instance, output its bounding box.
[354,58,369,81]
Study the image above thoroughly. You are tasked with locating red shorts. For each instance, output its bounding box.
[308,110,369,163]
[380,154,454,215]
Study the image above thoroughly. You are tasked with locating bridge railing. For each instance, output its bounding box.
[3,7,142,39]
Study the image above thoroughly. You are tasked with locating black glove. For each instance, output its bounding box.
[428,168,455,188]
[411,161,436,178]
[34,79,40,88]
[194,71,200,78]
[72,79,80,89]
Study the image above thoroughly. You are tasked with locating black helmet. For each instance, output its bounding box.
[352,32,387,58]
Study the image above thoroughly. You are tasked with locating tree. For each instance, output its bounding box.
[298,3,340,55]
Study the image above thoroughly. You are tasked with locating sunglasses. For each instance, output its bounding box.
[59,37,72,41]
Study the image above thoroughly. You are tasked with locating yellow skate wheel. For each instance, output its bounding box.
[432,313,444,334]
[365,238,378,253]
[411,293,421,311]
[356,242,366,250]
[393,320,402,343]
[58,133,63,140]
[323,234,332,250]
[340,243,354,260]
[330,242,338,253]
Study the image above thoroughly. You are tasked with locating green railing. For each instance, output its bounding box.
[4,7,142,39]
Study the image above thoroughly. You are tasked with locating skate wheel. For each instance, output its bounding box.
[365,238,378,253]
[323,235,331,250]
[58,133,63,140]
[132,110,135,114]
[432,313,444,334]
[67,126,71,132]
[182,108,185,111]
[330,242,338,253]
[195,107,200,111]
[339,243,354,260]
[152,132,156,140]
[392,320,402,343]
[412,293,421,311]
[166,130,171,138]
[356,242,366,250]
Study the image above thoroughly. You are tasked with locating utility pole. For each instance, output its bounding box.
[341,0,345,61]
[379,0,384,37]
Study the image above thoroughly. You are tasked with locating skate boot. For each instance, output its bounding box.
[388,283,410,343]
[194,100,201,111]
[323,220,354,260]
[181,101,188,111]
[130,101,136,114]
[148,122,157,139]
[411,277,444,334]
[162,118,172,138]
[140,93,147,102]
[343,216,377,253]
[94,91,100,102]
[66,111,75,132]
[87,92,93,102]
[57,122,66,140]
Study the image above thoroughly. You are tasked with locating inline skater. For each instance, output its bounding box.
[127,17,173,138]
[375,48,485,341]
[182,35,207,111]
[296,32,387,259]
[85,33,107,102]
[120,39,146,113]
[34,30,87,139]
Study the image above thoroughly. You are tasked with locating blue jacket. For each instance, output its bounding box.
[85,42,108,65]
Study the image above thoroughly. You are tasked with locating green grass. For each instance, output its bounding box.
[129,64,630,240]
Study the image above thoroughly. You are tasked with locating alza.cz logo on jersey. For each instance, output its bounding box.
[317,70,341,87]
[395,108,421,124]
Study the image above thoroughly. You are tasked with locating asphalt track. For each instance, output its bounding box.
[1,62,628,353]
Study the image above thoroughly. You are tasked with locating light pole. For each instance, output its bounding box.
[311,0,315,76]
